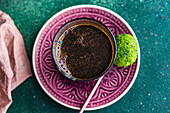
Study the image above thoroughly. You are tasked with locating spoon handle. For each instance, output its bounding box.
[79,76,103,113]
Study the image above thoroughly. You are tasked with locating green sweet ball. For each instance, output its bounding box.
[114,34,138,67]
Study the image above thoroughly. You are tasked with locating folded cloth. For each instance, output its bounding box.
[0,10,32,113]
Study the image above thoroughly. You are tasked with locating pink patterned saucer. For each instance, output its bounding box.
[32,5,140,110]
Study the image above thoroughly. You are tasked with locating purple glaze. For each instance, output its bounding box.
[34,7,138,109]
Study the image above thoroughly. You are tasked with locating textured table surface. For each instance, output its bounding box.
[0,0,169,113]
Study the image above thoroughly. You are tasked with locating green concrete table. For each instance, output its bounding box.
[0,0,169,113]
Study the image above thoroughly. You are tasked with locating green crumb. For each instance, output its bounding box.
[114,34,138,67]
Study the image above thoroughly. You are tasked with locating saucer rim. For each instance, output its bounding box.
[32,5,140,111]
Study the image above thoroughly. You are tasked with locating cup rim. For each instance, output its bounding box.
[52,17,117,81]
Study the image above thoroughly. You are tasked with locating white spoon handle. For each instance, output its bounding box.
[79,76,103,113]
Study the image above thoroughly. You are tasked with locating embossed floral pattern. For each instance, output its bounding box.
[34,6,138,109]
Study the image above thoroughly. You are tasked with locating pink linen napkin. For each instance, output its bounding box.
[0,10,32,113]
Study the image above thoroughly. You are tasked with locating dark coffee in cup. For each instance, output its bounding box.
[52,18,116,81]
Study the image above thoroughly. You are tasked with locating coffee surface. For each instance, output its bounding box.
[61,25,112,79]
